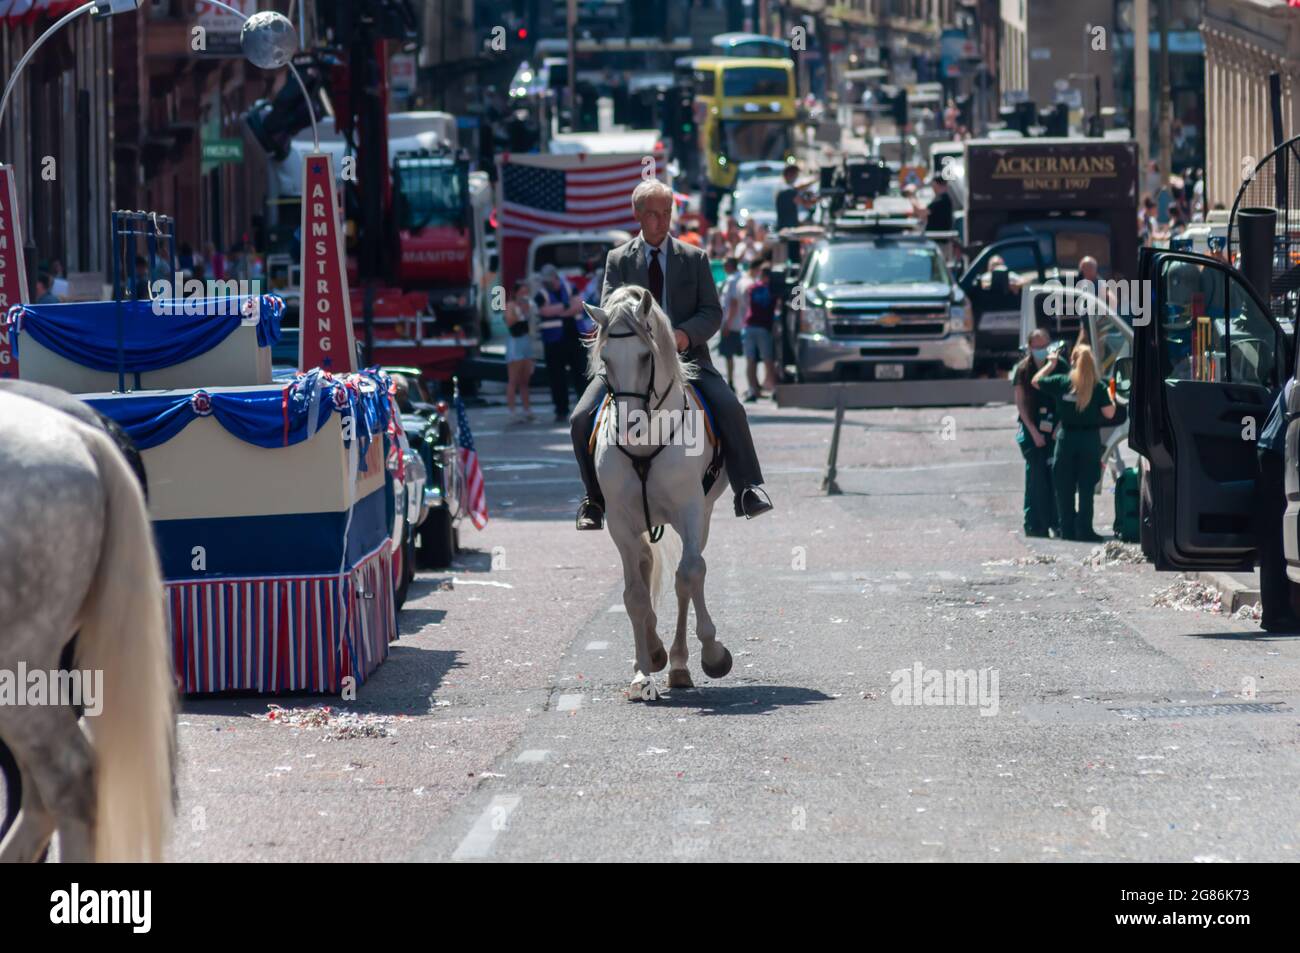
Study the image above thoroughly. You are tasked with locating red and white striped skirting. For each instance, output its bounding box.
[165,541,397,694]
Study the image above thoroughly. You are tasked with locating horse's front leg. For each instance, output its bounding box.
[667,499,706,689]
[639,544,668,674]
[609,517,659,701]
[677,499,730,681]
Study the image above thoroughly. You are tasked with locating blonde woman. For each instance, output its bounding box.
[504,279,537,423]
[1032,344,1115,541]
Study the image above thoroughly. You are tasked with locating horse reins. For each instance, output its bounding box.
[600,324,684,544]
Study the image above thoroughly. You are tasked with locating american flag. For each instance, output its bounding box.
[498,153,666,240]
[455,393,488,530]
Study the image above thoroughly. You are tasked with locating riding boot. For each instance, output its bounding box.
[691,368,764,496]
[570,378,609,528]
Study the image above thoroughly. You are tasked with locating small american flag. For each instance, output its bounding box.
[498,153,666,240]
[455,393,488,530]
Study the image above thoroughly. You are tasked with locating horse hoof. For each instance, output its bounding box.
[649,646,668,672]
[668,669,694,689]
[701,647,733,679]
[629,675,659,702]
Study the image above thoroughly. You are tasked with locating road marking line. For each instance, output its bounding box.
[607,605,626,613]
[557,694,582,711]
[451,795,522,861]
[516,749,551,763]
[586,640,609,650]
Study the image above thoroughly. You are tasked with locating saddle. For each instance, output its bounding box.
[589,384,725,496]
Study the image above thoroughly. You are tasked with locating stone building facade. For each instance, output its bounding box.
[1201,0,1300,211]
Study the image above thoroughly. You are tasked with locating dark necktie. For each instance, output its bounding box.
[648,247,664,307]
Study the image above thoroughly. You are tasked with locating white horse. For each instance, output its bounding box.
[583,286,733,701]
[0,391,175,861]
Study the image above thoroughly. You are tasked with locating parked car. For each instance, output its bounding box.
[735,160,788,185]
[720,176,783,231]
[389,421,425,611]
[526,230,631,298]
[385,368,461,569]
[775,224,974,382]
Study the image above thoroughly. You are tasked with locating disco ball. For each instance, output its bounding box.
[240,11,298,70]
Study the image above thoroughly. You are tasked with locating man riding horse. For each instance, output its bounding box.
[570,179,773,529]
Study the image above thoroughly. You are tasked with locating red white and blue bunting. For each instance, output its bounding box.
[167,541,397,695]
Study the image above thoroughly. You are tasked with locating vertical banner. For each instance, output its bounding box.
[0,164,29,379]
[298,152,357,373]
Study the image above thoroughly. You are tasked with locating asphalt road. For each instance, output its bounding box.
[157,380,1300,862]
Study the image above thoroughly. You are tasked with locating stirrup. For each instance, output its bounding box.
[734,485,773,519]
[576,497,604,531]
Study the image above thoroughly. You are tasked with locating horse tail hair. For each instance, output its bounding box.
[75,423,175,862]
[647,525,682,613]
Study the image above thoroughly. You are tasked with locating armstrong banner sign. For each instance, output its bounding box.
[0,165,29,379]
[298,152,357,374]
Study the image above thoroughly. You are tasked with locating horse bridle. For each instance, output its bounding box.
[601,325,672,411]
[599,323,686,543]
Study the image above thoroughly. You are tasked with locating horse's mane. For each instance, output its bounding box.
[585,285,697,388]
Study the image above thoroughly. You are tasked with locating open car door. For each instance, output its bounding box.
[959,237,1046,358]
[1131,248,1285,571]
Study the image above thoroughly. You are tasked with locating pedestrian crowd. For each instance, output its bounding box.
[1137,163,1218,246]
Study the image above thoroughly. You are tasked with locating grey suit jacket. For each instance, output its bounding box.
[600,235,721,372]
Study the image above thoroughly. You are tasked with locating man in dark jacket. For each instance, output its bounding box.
[569,179,772,530]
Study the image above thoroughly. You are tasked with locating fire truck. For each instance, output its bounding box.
[262,113,496,385]
[249,1,497,387]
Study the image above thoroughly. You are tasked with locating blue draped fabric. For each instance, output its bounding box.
[6,295,283,372]
[84,368,394,457]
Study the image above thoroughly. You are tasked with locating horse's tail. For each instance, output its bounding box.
[75,423,175,862]
[647,525,682,613]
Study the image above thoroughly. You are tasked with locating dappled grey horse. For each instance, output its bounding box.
[0,390,175,861]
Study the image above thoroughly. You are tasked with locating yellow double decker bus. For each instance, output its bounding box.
[685,57,797,222]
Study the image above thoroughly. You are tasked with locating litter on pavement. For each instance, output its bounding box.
[258,705,402,740]
[1152,576,1224,613]
[1085,541,1146,570]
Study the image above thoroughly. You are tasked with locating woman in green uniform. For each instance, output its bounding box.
[1013,329,1057,537]
[1032,344,1115,541]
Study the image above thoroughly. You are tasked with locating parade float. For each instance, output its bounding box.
[0,3,409,694]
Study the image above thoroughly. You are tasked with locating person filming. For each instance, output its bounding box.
[1031,344,1114,542]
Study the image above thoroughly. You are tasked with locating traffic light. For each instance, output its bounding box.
[891,88,908,128]
[679,89,694,138]
[955,93,972,130]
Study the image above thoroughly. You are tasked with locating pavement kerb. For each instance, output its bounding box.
[1197,570,1261,614]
